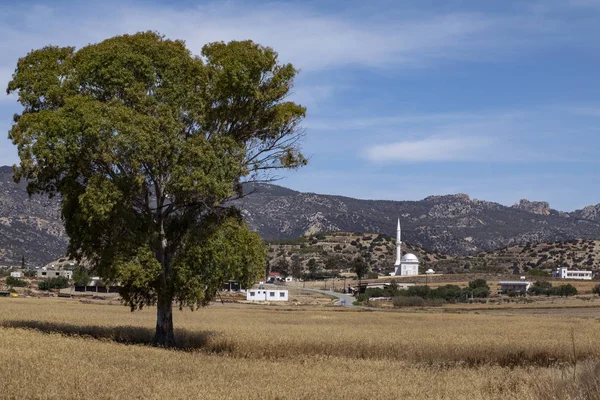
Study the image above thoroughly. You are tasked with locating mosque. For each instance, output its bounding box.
[390,218,420,276]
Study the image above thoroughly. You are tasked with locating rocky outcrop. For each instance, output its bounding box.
[512,199,552,216]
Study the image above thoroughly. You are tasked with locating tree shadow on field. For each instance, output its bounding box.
[0,320,233,352]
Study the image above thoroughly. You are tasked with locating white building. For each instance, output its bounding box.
[37,270,73,279]
[246,288,289,301]
[499,281,532,294]
[552,267,592,280]
[10,271,22,278]
[390,218,419,276]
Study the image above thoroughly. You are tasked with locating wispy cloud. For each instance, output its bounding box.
[364,136,494,162]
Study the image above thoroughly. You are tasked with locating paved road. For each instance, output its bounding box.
[297,287,358,307]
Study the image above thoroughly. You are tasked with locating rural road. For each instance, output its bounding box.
[296,287,358,307]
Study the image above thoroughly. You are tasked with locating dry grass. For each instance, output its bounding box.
[1,297,599,399]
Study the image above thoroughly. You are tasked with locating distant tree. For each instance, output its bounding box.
[72,266,91,286]
[7,33,306,346]
[307,258,318,279]
[290,256,303,279]
[20,255,25,269]
[468,279,489,290]
[529,281,552,296]
[273,257,290,277]
[352,257,369,280]
[593,284,600,296]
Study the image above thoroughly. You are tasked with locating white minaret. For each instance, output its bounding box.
[394,218,401,266]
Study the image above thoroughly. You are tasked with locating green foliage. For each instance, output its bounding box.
[290,256,302,279]
[392,296,444,307]
[593,284,600,296]
[465,279,490,298]
[528,281,553,296]
[8,32,306,345]
[527,269,551,277]
[468,279,489,290]
[6,276,27,287]
[352,257,369,280]
[38,276,69,290]
[549,284,578,297]
[72,266,90,286]
[396,284,480,303]
[272,257,290,277]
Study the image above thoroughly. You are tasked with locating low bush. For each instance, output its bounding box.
[6,276,27,287]
[393,296,443,307]
[38,276,69,290]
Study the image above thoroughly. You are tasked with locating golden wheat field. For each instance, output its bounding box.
[1,298,600,399]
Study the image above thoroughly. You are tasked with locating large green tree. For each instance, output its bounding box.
[7,32,307,346]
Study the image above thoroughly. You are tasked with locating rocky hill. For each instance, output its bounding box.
[433,239,600,275]
[266,231,448,276]
[237,183,600,255]
[1,165,600,266]
[0,166,66,267]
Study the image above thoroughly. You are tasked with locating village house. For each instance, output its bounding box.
[552,267,592,280]
[246,288,289,301]
[37,269,73,279]
[498,281,532,294]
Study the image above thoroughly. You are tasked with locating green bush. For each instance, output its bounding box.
[38,276,69,290]
[392,296,443,307]
[6,276,27,287]
[527,269,550,277]
[549,284,578,297]
[528,281,552,296]
[593,285,600,296]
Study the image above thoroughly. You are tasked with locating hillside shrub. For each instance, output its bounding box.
[528,281,553,296]
[38,277,69,290]
[593,285,600,296]
[528,269,550,277]
[6,276,27,287]
[549,284,577,297]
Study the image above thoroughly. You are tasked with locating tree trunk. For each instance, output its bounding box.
[153,294,175,347]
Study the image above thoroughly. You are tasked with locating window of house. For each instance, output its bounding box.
[55,272,60,276]
[41,272,46,276]
[280,292,285,297]
[270,292,275,297]
[250,292,255,296]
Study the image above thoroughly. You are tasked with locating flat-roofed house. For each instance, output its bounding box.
[552,267,592,280]
[499,281,532,294]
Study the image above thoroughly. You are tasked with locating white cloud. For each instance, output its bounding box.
[364,136,494,163]
[0,1,585,76]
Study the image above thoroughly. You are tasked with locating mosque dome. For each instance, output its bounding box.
[401,253,419,262]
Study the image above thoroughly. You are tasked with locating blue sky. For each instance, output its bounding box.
[1,0,600,211]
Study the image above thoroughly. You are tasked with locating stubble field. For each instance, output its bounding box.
[1,297,600,399]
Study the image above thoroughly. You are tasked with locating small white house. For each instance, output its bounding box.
[284,276,293,283]
[10,271,22,278]
[552,267,592,280]
[246,289,289,301]
[499,281,532,294]
[37,270,73,279]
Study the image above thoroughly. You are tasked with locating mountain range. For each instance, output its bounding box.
[1,165,600,266]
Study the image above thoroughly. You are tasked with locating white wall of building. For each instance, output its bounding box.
[10,271,22,278]
[246,289,288,301]
[552,267,592,280]
[37,270,73,279]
